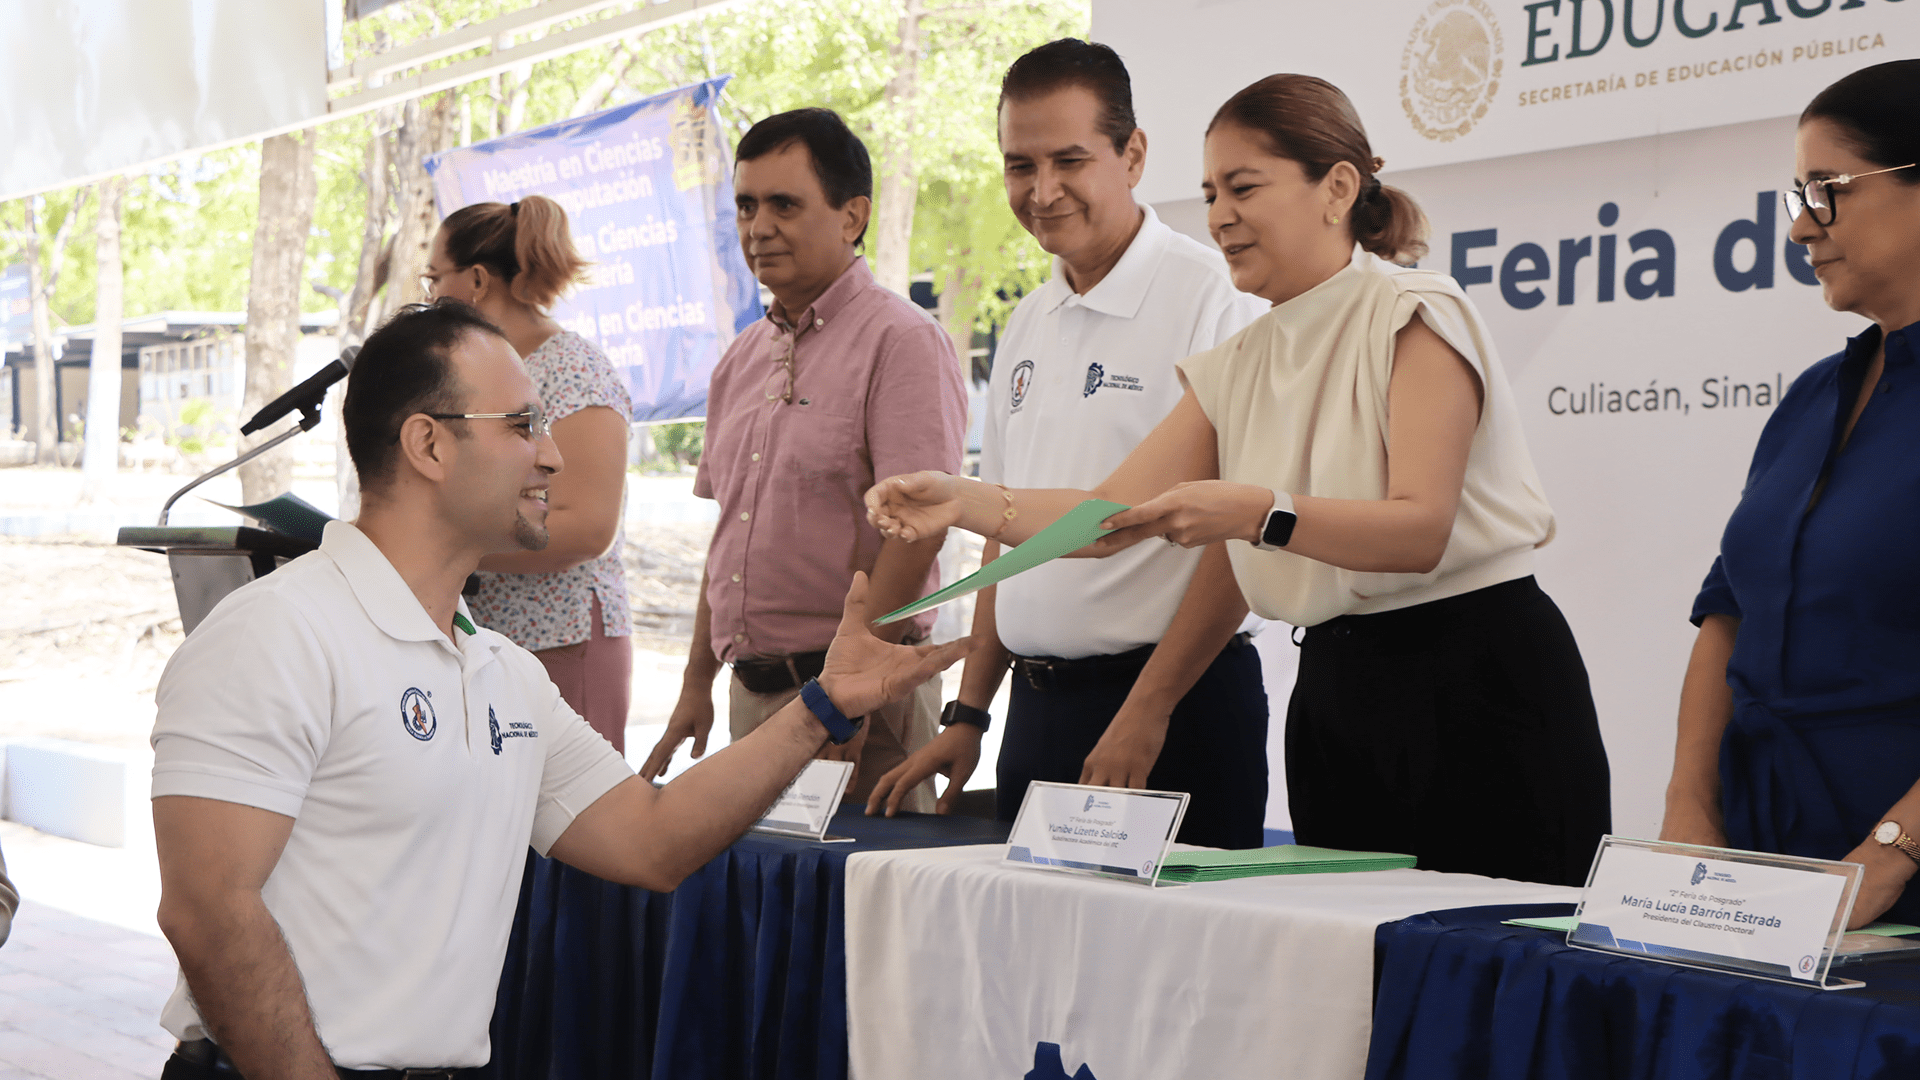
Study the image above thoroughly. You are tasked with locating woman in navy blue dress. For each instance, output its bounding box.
[1661,60,1920,927]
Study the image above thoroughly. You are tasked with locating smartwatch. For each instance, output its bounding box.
[940,700,992,734]
[799,678,864,745]
[1252,490,1298,551]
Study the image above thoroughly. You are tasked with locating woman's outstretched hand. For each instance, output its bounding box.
[866,471,965,542]
[1094,481,1274,554]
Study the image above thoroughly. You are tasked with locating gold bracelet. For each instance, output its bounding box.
[987,483,1018,539]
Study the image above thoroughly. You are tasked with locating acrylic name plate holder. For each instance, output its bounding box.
[750,759,856,843]
[1004,780,1189,887]
[1568,836,1866,990]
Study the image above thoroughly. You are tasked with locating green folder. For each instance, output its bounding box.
[205,492,334,545]
[874,499,1129,625]
[1156,844,1418,883]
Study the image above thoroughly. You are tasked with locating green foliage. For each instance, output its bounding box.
[3,0,1085,344]
[351,0,1085,338]
[650,420,704,467]
[629,0,1085,337]
[170,397,223,456]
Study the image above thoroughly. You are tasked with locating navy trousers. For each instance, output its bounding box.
[995,635,1270,849]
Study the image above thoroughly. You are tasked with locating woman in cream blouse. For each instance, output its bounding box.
[868,74,1611,886]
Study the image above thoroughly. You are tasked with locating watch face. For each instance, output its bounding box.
[1877,820,1902,844]
[1262,509,1298,548]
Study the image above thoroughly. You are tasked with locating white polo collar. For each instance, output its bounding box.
[1038,203,1172,320]
[320,521,483,657]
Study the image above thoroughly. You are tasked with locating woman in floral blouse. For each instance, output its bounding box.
[424,194,635,752]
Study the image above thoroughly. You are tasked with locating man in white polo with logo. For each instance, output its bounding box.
[150,301,965,1080]
[867,39,1272,848]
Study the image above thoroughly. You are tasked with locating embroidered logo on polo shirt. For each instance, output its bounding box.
[1010,360,1035,410]
[400,688,437,741]
[490,705,540,751]
[1083,362,1145,399]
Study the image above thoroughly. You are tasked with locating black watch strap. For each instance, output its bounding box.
[941,699,992,733]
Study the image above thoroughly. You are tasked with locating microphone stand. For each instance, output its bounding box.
[156,401,326,527]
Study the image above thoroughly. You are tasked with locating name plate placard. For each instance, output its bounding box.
[751,758,855,842]
[1569,836,1864,988]
[1005,780,1188,887]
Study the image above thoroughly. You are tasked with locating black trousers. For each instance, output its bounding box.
[1287,576,1613,887]
[996,634,1270,849]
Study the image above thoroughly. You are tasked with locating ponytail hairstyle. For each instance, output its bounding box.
[1800,59,1920,184]
[438,193,589,310]
[1208,75,1430,265]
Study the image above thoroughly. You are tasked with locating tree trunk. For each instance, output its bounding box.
[871,0,925,297]
[81,176,127,501]
[239,130,319,504]
[343,109,397,348]
[936,266,982,378]
[24,194,86,465]
[333,108,400,524]
[387,93,456,314]
[24,206,57,465]
[570,44,636,118]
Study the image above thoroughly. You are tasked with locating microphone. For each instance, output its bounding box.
[240,346,361,435]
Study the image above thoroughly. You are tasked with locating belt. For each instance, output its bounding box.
[732,649,828,695]
[1011,631,1253,693]
[172,1039,477,1079]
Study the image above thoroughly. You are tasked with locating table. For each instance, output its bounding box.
[482,809,1009,1080]
[843,845,1577,1080]
[1366,902,1920,1080]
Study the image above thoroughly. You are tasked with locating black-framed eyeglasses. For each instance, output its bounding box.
[1782,163,1916,226]
[424,402,550,439]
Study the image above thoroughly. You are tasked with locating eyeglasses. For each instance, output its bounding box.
[1782,163,1916,226]
[424,402,551,439]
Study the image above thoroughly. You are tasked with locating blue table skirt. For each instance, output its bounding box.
[481,809,1009,1080]
[1366,903,1920,1080]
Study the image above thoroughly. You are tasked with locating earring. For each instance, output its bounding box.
[1331,216,1341,225]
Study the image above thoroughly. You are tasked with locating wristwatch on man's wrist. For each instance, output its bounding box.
[799,678,864,745]
[940,700,992,733]
[1252,490,1298,551]
[1873,820,1920,864]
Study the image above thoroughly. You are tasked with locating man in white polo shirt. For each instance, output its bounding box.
[150,301,965,1080]
[866,40,1272,848]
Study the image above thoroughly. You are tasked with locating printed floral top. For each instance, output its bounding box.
[467,331,633,651]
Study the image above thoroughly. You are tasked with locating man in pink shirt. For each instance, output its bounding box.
[642,108,967,810]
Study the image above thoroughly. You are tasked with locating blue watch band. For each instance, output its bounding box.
[799,678,863,745]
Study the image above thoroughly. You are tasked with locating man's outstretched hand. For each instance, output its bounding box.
[816,572,973,721]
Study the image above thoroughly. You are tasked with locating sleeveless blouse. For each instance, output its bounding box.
[1177,247,1554,627]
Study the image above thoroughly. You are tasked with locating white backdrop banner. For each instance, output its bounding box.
[1099,0,1893,837]
[1099,0,1913,202]
[0,1,327,200]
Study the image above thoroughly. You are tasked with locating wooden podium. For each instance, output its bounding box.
[115,526,317,635]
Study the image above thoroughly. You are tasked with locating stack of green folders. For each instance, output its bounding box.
[1157,844,1417,883]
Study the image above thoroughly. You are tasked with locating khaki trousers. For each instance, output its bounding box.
[729,670,940,814]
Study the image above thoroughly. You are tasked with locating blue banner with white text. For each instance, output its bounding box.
[425,77,761,423]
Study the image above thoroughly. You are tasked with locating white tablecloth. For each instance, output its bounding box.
[845,844,1579,1080]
